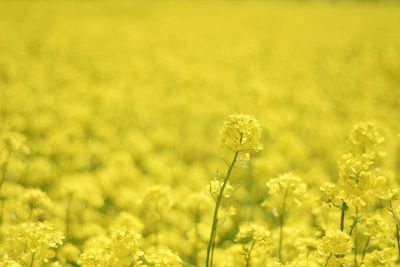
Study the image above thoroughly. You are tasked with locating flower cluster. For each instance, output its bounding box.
[145,248,183,267]
[262,172,307,212]
[78,228,144,267]
[3,221,64,266]
[235,222,271,265]
[220,114,263,154]
[319,230,351,255]
[320,122,388,208]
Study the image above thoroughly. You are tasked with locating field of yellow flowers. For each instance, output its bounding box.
[1,1,400,266]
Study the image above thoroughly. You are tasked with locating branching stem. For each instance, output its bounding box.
[245,240,256,267]
[206,150,240,267]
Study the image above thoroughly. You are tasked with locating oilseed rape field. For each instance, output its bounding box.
[1,1,400,266]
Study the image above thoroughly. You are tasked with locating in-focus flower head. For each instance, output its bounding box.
[220,113,263,153]
[337,153,386,206]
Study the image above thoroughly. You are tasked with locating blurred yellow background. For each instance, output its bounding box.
[0,1,400,266]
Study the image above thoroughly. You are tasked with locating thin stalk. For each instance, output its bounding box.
[348,221,356,236]
[396,224,400,262]
[206,150,240,267]
[340,202,347,232]
[340,208,345,231]
[278,188,288,263]
[360,236,370,266]
[245,240,256,267]
[29,251,36,267]
[354,207,359,267]
[389,201,400,262]
[324,253,332,267]
[209,228,217,266]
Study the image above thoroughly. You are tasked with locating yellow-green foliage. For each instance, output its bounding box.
[0,1,400,266]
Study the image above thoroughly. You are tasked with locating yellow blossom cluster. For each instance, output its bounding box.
[220,114,263,154]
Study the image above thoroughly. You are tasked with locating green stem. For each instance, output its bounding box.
[389,201,400,262]
[324,253,332,267]
[245,240,256,267]
[29,251,35,267]
[340,209,345,231]
[360,236,370,266]
[396,224,400,263]
[340,202,347,232]
[354,206,359,267]
[206,150,240,267]
[278,188,288,263]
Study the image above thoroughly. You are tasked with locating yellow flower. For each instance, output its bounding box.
[77,248,106,267]
[349,122,384,154]
[107,228,143,267]
[338,153,386,206]
[320,182,345,206]
[5,222,64,265]
[319,230,351,255]
[208,179,234,199]
[0,258,23,267]
[364,247,397,266]
[220,114,263,153]
[78,228,143,267]
[262,172,307,210]
[145,247,182,267]
[235,222,270,246]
